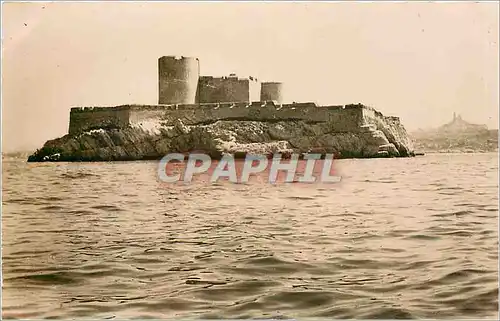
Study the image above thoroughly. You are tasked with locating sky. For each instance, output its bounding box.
[2,1,499,152]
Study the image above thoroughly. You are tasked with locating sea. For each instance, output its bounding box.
[2,152,499,319]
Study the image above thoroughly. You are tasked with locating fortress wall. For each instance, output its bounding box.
[248,78,261,102]
[361,106,376,121]
[158,103,365,130]
[360,105,399,126]
[323,106,365,132]
[196,76,261,103]
[128,105,169,124]
[160,105,250,125]
[67,103,369,135]
[68,106,131,135]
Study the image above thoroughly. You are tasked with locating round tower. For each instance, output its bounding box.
[158,56,199,105]
[260,82,283,103]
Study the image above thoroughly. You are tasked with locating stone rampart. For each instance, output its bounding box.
[67,102,379,135]
[68,106,131,135]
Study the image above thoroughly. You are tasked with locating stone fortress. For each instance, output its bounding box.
[69,56,396,136]
[158,55,283,105]
[29,55,416,162]
[70,55,290,136]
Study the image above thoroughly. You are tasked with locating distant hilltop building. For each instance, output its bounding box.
[441,112,488,133]
[158,55,284,105]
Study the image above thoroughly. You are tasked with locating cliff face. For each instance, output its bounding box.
[27,104,415,162]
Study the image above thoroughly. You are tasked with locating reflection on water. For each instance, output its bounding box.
[2,153,498,319]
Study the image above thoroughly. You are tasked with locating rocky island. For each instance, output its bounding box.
[28,56,415,162]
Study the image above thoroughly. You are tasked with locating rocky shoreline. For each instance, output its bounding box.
[27,104,416,162]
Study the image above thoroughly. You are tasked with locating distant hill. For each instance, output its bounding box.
[2,150,34,160]
[410,113,498,153]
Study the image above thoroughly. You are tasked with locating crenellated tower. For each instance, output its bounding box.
[260,82,283,104]
[158,56,199,105]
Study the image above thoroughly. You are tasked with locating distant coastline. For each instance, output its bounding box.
[410,113,498,154]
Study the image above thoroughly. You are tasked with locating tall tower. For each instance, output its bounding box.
[158,56,199,105]
[260,82,283,103]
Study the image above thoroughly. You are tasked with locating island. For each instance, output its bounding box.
[27,56,415,162]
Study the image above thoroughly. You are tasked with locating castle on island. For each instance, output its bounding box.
[29,55,417,161]
[159,55,283,105]
[67,55,399,138]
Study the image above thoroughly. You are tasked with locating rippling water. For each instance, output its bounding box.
[2,153,499,319]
